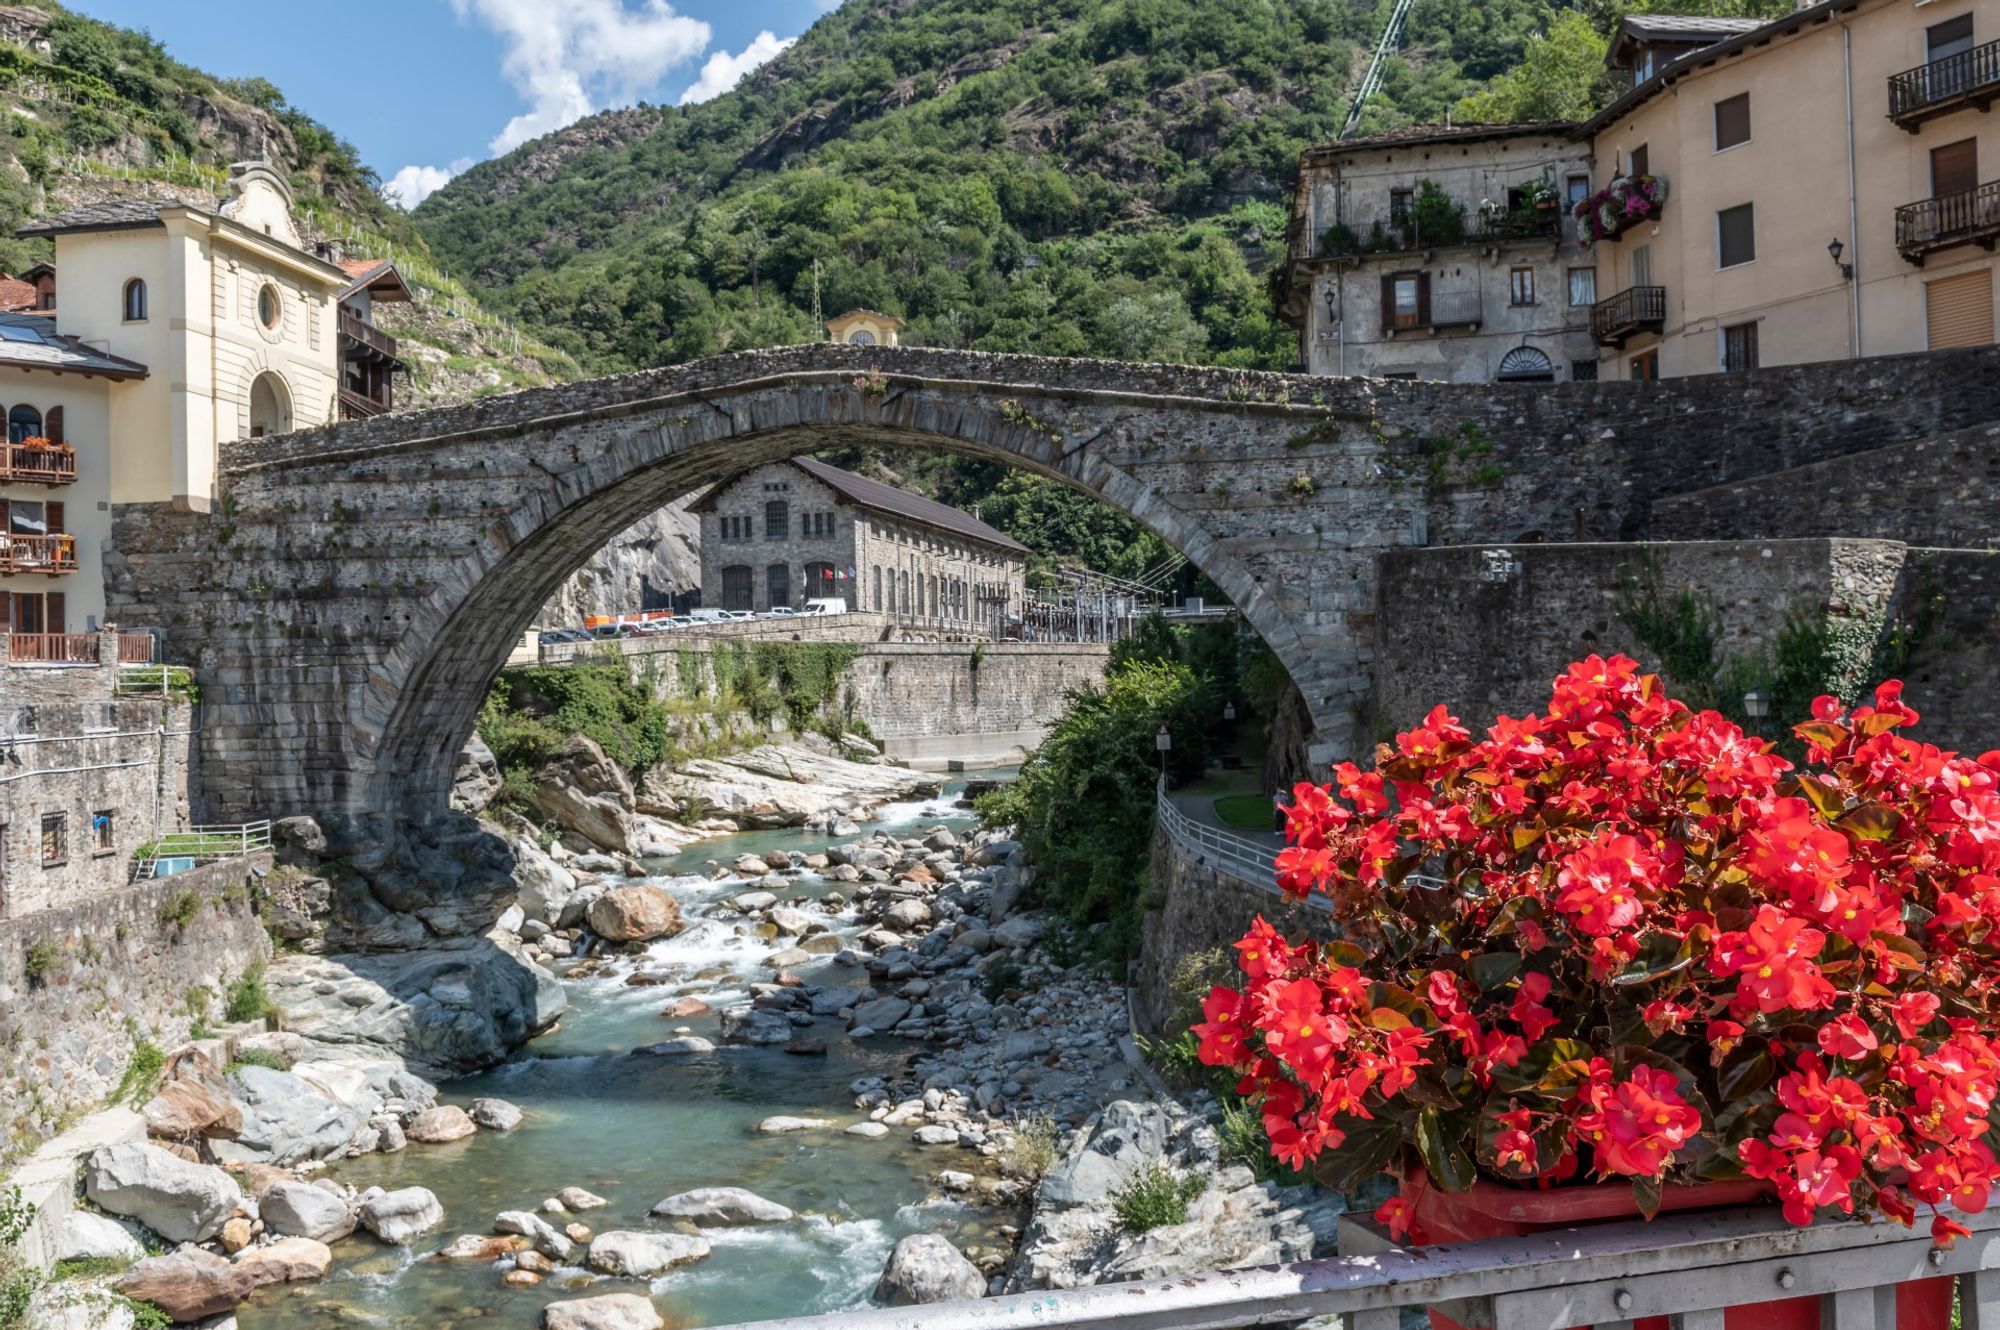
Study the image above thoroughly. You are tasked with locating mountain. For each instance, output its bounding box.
[0,0,576,411]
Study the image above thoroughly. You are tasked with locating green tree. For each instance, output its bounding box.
[1454,12,1612,123]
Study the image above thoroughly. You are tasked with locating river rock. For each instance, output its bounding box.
[1037,1100,1172,1207]
[209,1066,364,1167]
[846,1122,890,1138]
[768,907,817,937]
[260,1180,357,1243]
[406,1105,478,1143]
[586,886,684,942]
[719,1008,792,1046]
[359,1187,444,1243]
[453,734,502,813]
[557,1187,609,1211]
[992,917,1044,949]
[56,1211,146,1263]
[141,1051,242,1142]
[514,838,579,924]
[436,1234,522,1260]
[913,1125,960,1146]
[850,996,910,1030]
[810,987,870,1016]
[115,1248,263,1323]
[662,996,711,1018]
[264,943,566,1079]
[754,1116,831,1134]
[469,1097,525,1131]
[882,900,931,931]
[584,1231,710,1276]
[644,745,939,830]
[22,1284,138,1330]
[649,1187,794,1226]
[496,1210,574,1261]
[504,1269,544,1287]
[234,1236,333,1284]
[729,891,777,913]
[219,1218,253,1253]
[636,1036,715,1056]
[873,1233,987,1305]
[542,1293,664,1330]
[531,737,637,852]
[85,1143,243,1244]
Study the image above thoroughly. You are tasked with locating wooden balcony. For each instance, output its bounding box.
[1896,180,2000,265]
[8,632,96,664]
[0,442,75,486]
[0,533,77,575]
[1591,285,1667,347]
[1889,41,2000,130]
[338,309,400,362]
[339,386,390,420]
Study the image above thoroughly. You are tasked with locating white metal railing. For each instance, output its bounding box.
[133,820,271,880]
[706,1204,2000,1330]
[1155,776,1333,911]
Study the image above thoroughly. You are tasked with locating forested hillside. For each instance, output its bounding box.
[0,1,574,408]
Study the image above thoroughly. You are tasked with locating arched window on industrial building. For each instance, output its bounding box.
[1496,346,1557,383]
[721,565,753,612]
[766,564,790,609]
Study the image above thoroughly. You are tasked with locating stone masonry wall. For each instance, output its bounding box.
[1649,421,2000,548]
[0,856,270,1153]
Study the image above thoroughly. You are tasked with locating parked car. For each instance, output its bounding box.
[799,598,849,616]
[764,606,799,618]
[590,623,639,640]
[723,610,755,621]
[687,609,730,624]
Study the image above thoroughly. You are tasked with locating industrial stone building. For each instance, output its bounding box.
[690,456,1028,628]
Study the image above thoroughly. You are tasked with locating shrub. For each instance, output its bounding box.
[1202,656,2000,1246]
[1111,1163,1205,1234]
[223,964,272,1024]
[1000,1116,1061,1178]
[114,1040,163,1107]
[226,1048,287,1074]
[155,891,200,927]
[21,940,58,982]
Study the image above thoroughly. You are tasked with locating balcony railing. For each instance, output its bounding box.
[1889,40,2000,129]
[9,633,97,665]
[0,533,77,575]
[1895,180,2000,265]
[337,309,399,361]
[1478,208,1563,241]
[0,442,75,486]
[1591,284,1668,347]
[1383,289,1483,335]
[338,386,390,419]
[117,632,155,664]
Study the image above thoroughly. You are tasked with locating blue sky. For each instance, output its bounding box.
[70,0,841,206]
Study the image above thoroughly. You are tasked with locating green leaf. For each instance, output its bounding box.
[1367,982,1436,1029]
[1415,1107,1477,1193]
[1324,941,1369,969]
[1489,1038,1590,1096]
[1612,933,1691,988]
[1631,1174,1663,1220]
[1469,951,1522,991]
[1312,1111,1405,1193]
[1792,774,1847,820]
[1715,1047,1775,1102]
[1837,803,1903,842]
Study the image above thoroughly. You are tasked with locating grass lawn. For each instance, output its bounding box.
[1213,793,1277,830]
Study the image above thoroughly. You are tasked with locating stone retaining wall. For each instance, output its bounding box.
[0,857,271,1153]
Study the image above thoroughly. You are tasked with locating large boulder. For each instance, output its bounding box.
[405,1105,478,1143]
[469,1097,525,1131]
[585,886,683,943]
[583,1231,710,1277]
[513,838,578,924]
[849,996,911,1031]
[209,1065,365,1167]
[649,1187,793,1227]
[233,1236,333,1285]
[358,1187,444,1244]
[532,737,637,852]
[1037,1100,1176,1208]
[260,1180,356,1243]
[264,943,565,1078]
[56,1212,145,1263]
[873,1233,987,1305]
[717,1008,792,1046]
[496,1210,574,1261]
[114,1248,263,1322]
[85,1143,243,1244]
[321,813,520,944]
[452,734,502,813]
[141,1050,242,1142]
[542,1293,664,1330]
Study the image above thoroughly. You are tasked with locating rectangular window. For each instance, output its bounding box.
[1570,359,1600,382]
[1717,203,1756,268]
[1509,267,1536,306]
[1390,188,1414,224]
[1566,173,1591,209]
[1930,14,1975,62]
[92,810,113,856]
[40,812,64,867]
[1926,268,1995,349]
[1629,243,1653,288]
[1630,349,1661,381]
[1721,320,1760,372]
[1568,268,1598,307]
[1629,143,1650,179]
[1713,93,1751,151]
[1933,138,1979,198]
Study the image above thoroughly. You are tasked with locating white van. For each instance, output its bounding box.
[687,609,730,623]
[799,598,848,616]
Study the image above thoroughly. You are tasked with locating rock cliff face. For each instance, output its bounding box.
[537,501,701,626]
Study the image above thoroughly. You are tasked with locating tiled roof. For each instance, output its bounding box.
[15,197,200,237]
[693,456,1029,555]
[0,311,146,377]
[1304,120,1578,157]
[0,276,39,312]
[336,257,414,303]
[337,257,386,279]
[1620,14,1766,39]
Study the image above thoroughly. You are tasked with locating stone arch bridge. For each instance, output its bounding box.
[104,342,2000,837]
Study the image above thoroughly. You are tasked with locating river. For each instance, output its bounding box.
[243,775,1021,1330]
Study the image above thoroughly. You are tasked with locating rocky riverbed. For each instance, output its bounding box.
[20,752,1342,1330]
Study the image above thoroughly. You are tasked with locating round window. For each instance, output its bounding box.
[257,285,282,331]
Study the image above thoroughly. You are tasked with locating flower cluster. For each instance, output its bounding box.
[1197,657,2000,1245]
[1573,175,1669,247]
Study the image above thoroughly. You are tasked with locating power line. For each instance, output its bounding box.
[1343,0,1419,139]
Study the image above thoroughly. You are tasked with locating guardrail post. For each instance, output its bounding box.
[1964,1270,2000,1330]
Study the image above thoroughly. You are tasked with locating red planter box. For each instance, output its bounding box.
[1401,1169,1951,1330]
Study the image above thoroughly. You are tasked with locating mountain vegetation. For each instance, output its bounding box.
[0,0,574,408]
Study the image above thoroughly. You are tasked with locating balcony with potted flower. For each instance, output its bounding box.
[1194,660,1998,1330]
[0,435,75,486]
[0,529,76,575]
[1574,173,1670,247]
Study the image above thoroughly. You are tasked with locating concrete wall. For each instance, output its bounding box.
[841,642,1110,764]
[0,856,270,1154]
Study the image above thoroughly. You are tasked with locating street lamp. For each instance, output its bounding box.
[1742,689,1770,722]
[1827,238,1853,281]
[1223,701,1237,722]
[1155,724,1172,780]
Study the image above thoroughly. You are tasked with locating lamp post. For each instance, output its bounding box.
[1222,700,1239,769]
[1827,238,1853,282]
[1743,688,1770,737]
[1156,724,1172,781]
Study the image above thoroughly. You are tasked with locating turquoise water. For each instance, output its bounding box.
[242,778,1017,1330]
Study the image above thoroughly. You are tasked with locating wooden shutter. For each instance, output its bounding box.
[1933,139,1979,197]
[45,501,62,535]
[0,594,10,630]
[1715,94,1751,150]
[1380,274,1396,331]
[1928,269,1995,349]
[43,406,61,444]
[1630,143,1650,179]
[1417,273,1433,325]
[45,591,64,633]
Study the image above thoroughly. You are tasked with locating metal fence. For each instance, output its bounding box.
[702,1204,2000,1330]
[1153,778,1333,913]
[134,821,272,880]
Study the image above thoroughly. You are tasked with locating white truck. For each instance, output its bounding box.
[799,598,848,616]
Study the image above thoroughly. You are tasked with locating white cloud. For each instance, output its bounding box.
[450,0,713,154]
[384,157,474,209]
[678,30,795,106]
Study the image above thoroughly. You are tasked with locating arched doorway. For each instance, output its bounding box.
[248,371,293,438]
[1496,346,1557,383]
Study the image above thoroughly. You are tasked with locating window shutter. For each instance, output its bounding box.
[1630,143,1650,179]
[45,501,62,535]
[1718,204,1756,268]
[1380,274,1395,331]
[1932,139,1979,197]
[44,407,61,444]
[1927,269,1995,349]
[0,594,10,630]
[1417,273,1433,325]
[46,592,64,633]
[1714,94,1751,151]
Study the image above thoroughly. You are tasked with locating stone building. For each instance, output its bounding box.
[825,309,903,347]
[1282,122,1601,382]
[690,456,1027,628]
